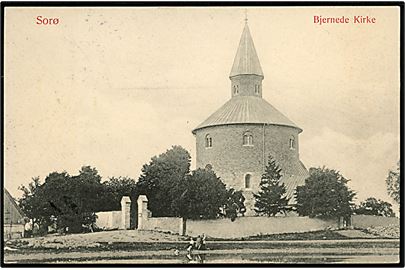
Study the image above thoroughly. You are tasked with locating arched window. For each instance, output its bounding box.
[205,134,212,148]
[243,131,253,146]
[289,136,295,149]
[205,164,213,170]
[245,174,251,189]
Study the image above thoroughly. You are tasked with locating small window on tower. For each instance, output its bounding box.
[205,134,212,148]
[234,85,239,95]
[289,136,295,150]
[245,174,252,189]
[255,85,259,94]
[243,131,253,146]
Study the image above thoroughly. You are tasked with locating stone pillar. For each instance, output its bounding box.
[179,218,186,236]
[120,196,131,230]
[137,195,149,230]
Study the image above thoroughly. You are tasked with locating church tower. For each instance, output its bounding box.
[192,20,308,215]
[230,22,264,98]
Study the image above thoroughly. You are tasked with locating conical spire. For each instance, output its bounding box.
[229,22,264,78]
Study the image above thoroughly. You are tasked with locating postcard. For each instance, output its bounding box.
[2,2,402,266]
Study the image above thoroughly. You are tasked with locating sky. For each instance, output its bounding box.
[4,7,400,210]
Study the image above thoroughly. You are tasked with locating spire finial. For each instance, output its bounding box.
[244,9,248,24]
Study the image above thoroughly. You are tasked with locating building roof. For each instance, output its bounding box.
[280,161,309,205]
[192,96,302,133]
[229,23,263,78]
[4,188,26,223]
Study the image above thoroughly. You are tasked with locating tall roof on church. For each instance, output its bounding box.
[192,96,301,133]
[229,23,263,77]
[192,21,301,133]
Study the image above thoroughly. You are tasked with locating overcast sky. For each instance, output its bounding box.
[4,7,400,209]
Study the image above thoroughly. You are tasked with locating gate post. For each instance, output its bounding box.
[137,195,149,230]
[120,196,131,229]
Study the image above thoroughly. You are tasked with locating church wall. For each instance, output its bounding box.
[142,217,184,235]
[195,123,302,215]
[95,211,122,230]
[351,215,399,229]
[135,197,339,237]
[195,123,301,191]
[135,215,338,238]
[186,216,338,238]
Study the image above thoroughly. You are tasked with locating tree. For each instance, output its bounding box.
[296,167,356,218]
[18,177,44,224]
[136,146,246,220]
[254,156,289,216]
[102,176,138,211]
[354,197,395,217]
[19,166,108,233]
[172,168,230,219]
[136,145,191,217]
[102,176,139,228]
[224,188,246,220]
[386,161,400,204]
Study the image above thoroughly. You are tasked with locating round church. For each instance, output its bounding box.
[192,21,309,215]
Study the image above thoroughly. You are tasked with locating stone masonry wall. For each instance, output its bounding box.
[95,211,122,230]
[195,124,303,214]
[195,124,301,191]
[351,215,400,229]
[231,74,263,97]
[186,217,338,238]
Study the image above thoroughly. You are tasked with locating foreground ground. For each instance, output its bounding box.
[3,229,400,264]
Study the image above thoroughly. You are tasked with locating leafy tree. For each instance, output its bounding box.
[386,161,400,204]
[224,188,246,220]
[296,167,356,218]
[354,197,395,217]
[18,177,44,224]
[254,156,289,216]
[19,166,108,233]
[172,168,229,219]
[136,145,191,217]
[137,146,246,220]
[102,176,139,228]
[102,176,138,211]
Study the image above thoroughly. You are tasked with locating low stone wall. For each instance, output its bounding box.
[95,211,121,230]
[4,224,25,239]
[143,217,183,234]
[94,196,131,230]
[186,216,338,238]
[137,195,184,234]
[351,215,399,229]
[136,195,339,238]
